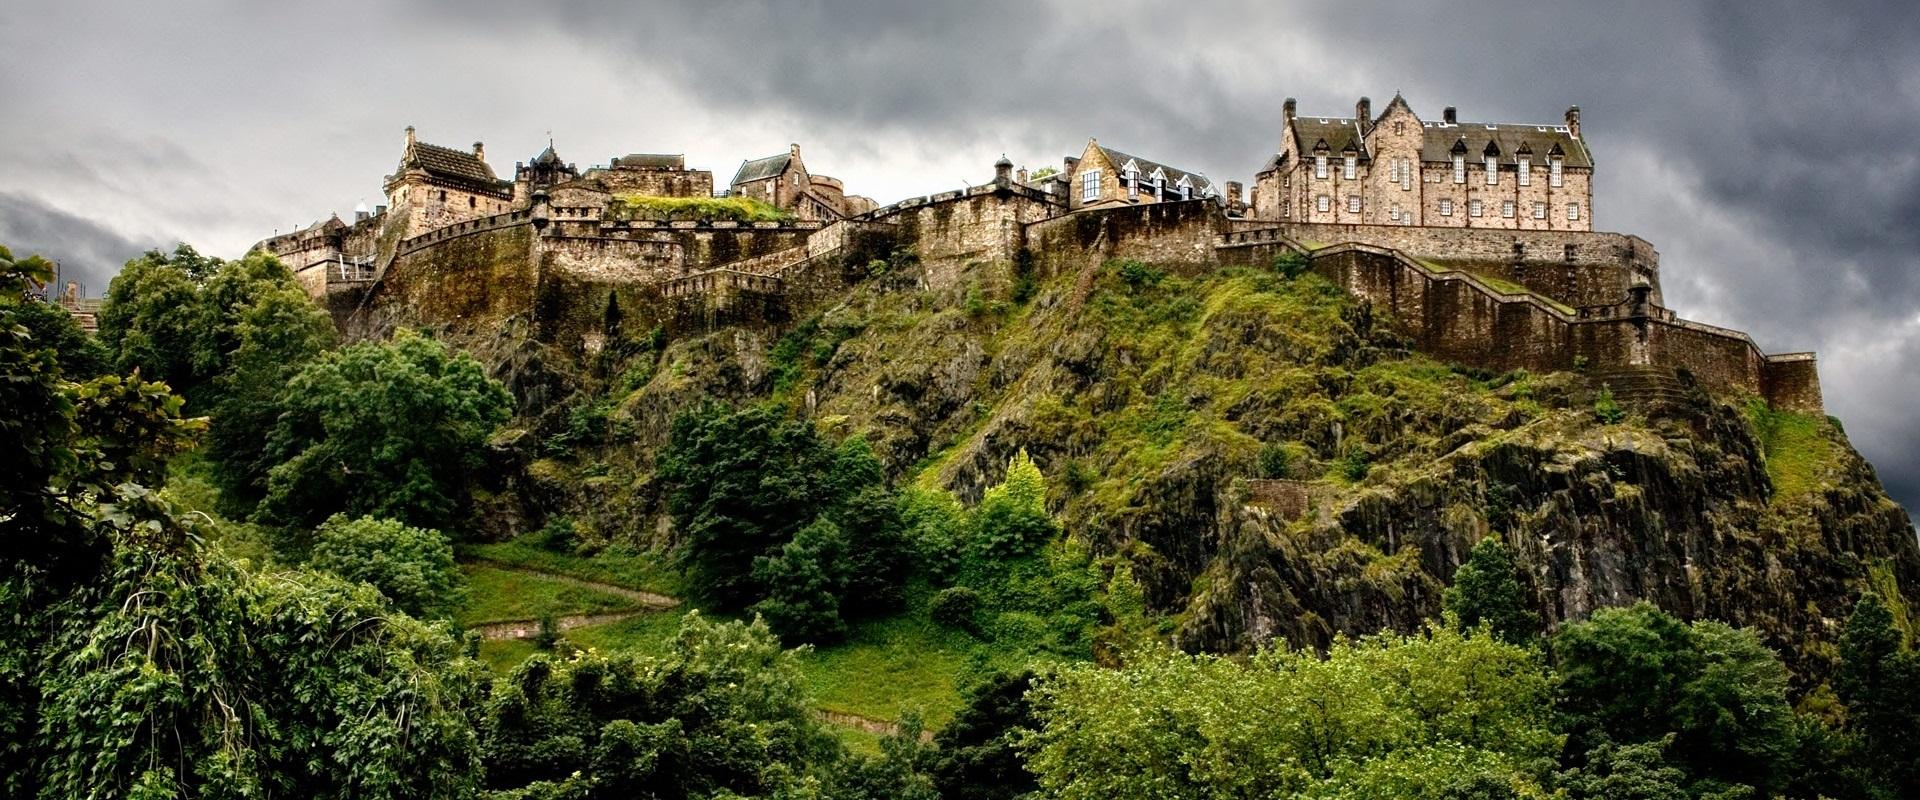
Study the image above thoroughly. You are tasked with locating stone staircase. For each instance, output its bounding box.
[1587,365,1691,409]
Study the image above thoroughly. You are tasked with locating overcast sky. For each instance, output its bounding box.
[3,0,1917,517]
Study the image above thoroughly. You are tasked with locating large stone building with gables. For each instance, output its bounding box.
[1251,94,1593,231]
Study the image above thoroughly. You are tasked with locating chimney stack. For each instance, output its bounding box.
[1225,181,1244,215]
[1283,97,1296,122]
[405,125,416,146]
[1443,106,1457,124]
[1356,96,1372,122]
[473,141,485,161]
[1564,105,1581,139]
[1016,167,1028,184]
[790,143,802,160]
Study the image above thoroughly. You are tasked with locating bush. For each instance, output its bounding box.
[1114,259,1164,288]
[1273,250,1311,278]
[971,450,1058,559]
[309,515,463,619]
[1256,442,1291,479]
[1594,385,1626,423]
[931,587,982,632]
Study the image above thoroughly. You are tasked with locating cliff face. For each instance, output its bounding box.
[472,254,1917,678]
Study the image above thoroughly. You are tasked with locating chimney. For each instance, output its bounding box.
[1283,97,1296,122]
[1565,105,1581,139]
[789,143,802,160]
[405,125,416,146]
[375,204,388,216]
[1443,106,1457,124]
[1356,96,1372,122]
[473,141,485,161]
[1225,181,1244,215]
[1016,167,1028,184]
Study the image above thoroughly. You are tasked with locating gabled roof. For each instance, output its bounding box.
[614,153,685,169]
[1291,117,1368,159]
[1419,122,1591,167]
[731,153,792,185]
[396,140,503,192]
[1096,145,1209,191]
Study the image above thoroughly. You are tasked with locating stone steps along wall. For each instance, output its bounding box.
[1218,232,1820,413]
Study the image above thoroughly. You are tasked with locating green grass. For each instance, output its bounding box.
[477,637,542,673]
[798,613,979,728]
[827,723,887,756]
[1745,399,1834,500]
[456,564,642,626]
[561,608,690,658]
[462,534,688,596]
[611,194,793,223]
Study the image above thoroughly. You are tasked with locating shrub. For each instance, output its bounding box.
[533,612,561,651]
[971,450,1058,559]
[1594,385,1626,423]
[1273,250,1311,278]
[1114,259,1164,288]
[931,587,982,632]
[1256,442,1291,479]
[309,515,463,619]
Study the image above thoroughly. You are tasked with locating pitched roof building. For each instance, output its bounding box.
[1054,139,1220,210]
[383,127,514,237]
[727,143,873,221]
[1251,94,1593,231]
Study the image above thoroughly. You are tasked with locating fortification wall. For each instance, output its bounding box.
[1024,200,1225,280]
[542,234,682,283]
[1229,222,1660,307]
[369,222,539,336]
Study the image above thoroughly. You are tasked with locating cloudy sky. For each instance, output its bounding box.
[3,0,1918,515]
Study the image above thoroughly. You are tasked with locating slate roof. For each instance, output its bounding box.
[613,153,685,169]
[397,140,504,192]
[731,153,792,185]
[1419,122,1592,168]
[1291,117,1369,158]
[1098,145,1213,193]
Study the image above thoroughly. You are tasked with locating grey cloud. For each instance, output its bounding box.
[0,192,166,294]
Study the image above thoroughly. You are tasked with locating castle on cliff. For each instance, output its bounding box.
[257,94,1820,413]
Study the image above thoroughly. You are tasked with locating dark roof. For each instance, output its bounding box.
[731,153,792,185]
[533,145,564,166]
[397,140,503,191]
[1097,145,1212,191]
[613,153,685,169]
[1291,116,1368,159]
[1419,122,1592,167]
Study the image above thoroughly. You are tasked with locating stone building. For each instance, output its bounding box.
[728,144,875,221]
[513,146,715,209]
[1054,138,1220,210]
[384,127,514,238]
[1251,94,1593,231]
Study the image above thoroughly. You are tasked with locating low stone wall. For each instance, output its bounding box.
[1024,200,1224,280]
[876,186,1058,291]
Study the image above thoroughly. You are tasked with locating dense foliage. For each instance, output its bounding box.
[1443,536,1540,644]
[310,514,465,619]
[257,329,512,531]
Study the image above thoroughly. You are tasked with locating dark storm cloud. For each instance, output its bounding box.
[0,192,163,296]
[3,0,1917,516]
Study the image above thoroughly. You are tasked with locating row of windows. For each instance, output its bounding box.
[1081,168,1193,203]
[1447,155,1568,188]
[1286,194,1583,222]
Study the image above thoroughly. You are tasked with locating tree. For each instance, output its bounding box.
[929,671,1040,800]
[751,517,852,643]
[11,297,110,378]
[1444,536,1540,645]
[479,612,832,799]
[971,449,1057,559]
[97,244,213,396]
[309,515,464,619]
[1837,591,1920,793]
[205,280,335,513]
[1555,739,1691,800]
[257,329,511,531]
[824,714,940,800]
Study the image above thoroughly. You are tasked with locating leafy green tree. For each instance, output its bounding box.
[824,713,940,800]
[1552,603,1793,795]
[12,296,110,378]
[479,612,832,799]
[97,244,214,395]
[971,449,1057,559]
[309,514,464,619]
[929,670,1039,800]
[1026,623,1559,800]
[205,280,335,512]
[751,517,853,643]
[1444,536,1540,645]
[257,329,511,531]
[1837,591,1920,793]
[1555,739,1691,800]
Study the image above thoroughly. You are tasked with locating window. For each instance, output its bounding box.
[1316,194,1330,212]
[438,190,447,201]
[1389,203,1400,221]
[468,196,477,208]
[1126,169,1139,200]
[1532,202,1547,219]
[1401,158,1413,190]
[1453,155,1466,184]
[1502,200,1516,218]
[1550,157,1564,187]
[1485,155,1499,185]
[1315,155,1328,179]
[1395,121,1405,134]
[1081,169,1101,201]
[1283,199,1291,218]
[1347,195,1361,213]
[1518,157,1531,186]
[1178,185,1190,201]
[1343,155,1356,179]
[1567,202,1581,221]
[1439,199,1454,216]
[1469,199,1483,217]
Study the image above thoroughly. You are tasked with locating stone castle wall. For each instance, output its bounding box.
[1025,199,1224,281]
[871,185,1060,290]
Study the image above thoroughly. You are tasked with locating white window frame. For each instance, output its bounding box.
[1346,195,1361,213]
[1518,156,1531,187]
[1342,155,1357,179]
[1549,157,1564,187]
[1532,202,1547,219]
[1316,194,1330,213]
[1469,199,1483,217]
[1453,155,1466,184]
[1315,155,1328,179]
[1567,202,1581,221]
[1283,199,1291,218]
[1439,198,1454,216]
[1080,169,1102,202]
[1502,200,1516,218]
[1389,203,1400,221]
[1485,155,1499,185]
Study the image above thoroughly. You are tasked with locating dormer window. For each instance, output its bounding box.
[1549,156,1565,187]
[1518,156,1531,186]
[1342,155,1357,179]
[1315,155,1328,179]
[1452,155,1466,184]
[1081,169,1102,201]
[1485,155,1499,185]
